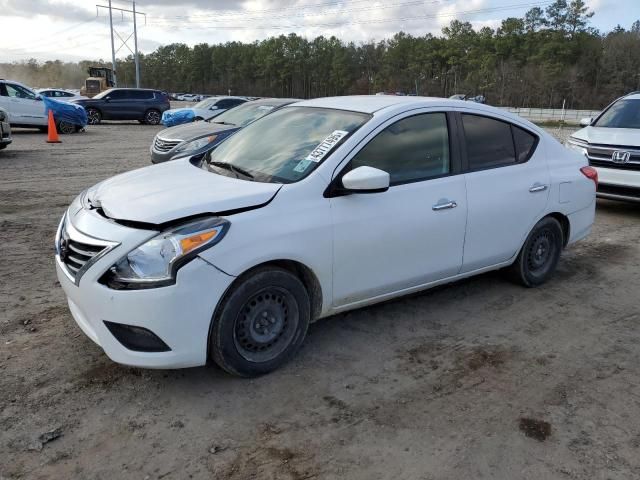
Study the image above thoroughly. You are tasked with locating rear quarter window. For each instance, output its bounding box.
[513,126,538,162]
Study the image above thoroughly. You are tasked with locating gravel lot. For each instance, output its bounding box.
[1,123,640,480]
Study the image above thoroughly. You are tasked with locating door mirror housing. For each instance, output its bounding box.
[579,117,593,127]
[340,166,390,193]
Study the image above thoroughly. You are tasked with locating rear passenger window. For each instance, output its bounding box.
[462,114,515,170]
[129,90,153,100]
[513,126,537,162]
[349,113,450,185]
[107,90,126,100]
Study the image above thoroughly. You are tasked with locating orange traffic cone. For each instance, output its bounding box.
[46,110,61,144]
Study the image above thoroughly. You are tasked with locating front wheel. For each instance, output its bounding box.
[144,109,161,125]
[86,108,101,125]
[508,217,563,287]
[210,267,310,377]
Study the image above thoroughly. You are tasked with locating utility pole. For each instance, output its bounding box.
[133,1,140,88]
[97,2,146,88]
[108,0,117,87]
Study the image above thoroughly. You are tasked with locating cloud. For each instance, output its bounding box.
[0,0,93,21]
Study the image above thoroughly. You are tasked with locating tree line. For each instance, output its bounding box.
[2,0,639,109]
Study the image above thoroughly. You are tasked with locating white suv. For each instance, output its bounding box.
[567,92,640,202]
[55,96,596,376]
[0,79,47,129]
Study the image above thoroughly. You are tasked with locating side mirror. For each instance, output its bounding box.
[579,117,593,127]
[209,106,218,110]
[341,166,390,193]
[104,96,111,102]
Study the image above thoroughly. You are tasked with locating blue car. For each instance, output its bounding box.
[150,98,299,164]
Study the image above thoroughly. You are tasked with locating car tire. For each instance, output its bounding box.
[508,216,563,287]
[144,109,161,125]
[210,267,310,377]
[57,121,75,134]
[0,144,6,150]
[86,108,101,125]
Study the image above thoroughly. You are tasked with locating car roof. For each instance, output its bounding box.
[245,97,300,106]
[294,95,500,114]
[213,96,248,101]
[624,92,640,100]
[108,87,161,92]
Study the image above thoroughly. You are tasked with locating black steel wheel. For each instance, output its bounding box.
[86,108,101,125]
[210,267,310,377]
[508,216,563,287]
[144,109,161,125]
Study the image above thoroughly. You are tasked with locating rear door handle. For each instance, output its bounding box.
[432,200,457,211]
[529,184,548,193]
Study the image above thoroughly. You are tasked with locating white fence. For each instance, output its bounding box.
[498,107,601,125]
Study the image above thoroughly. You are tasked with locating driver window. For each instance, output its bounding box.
[349,113,450,186]
[6,84,36,100]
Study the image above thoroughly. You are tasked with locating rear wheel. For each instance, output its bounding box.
[144,109,161,125]
[508,217,563,287]
[86,108,101,125]
[57,121,75,134]
[210,267,310,377]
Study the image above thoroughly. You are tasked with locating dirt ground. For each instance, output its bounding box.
[1,123,639,480]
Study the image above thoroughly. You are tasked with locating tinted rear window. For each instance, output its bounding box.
[462,114,515,170]
[129,90,154,100]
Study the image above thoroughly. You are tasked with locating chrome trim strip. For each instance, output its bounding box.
[56,213,121,286]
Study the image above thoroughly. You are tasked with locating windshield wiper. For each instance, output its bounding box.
[208,160,254,180]
[212,121,236,126]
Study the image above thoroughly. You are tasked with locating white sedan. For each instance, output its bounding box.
[55,96,596,376]
[37,88,88,102]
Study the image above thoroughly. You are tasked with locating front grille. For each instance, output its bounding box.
[587,143,640,171]
[58,222,110,282]
[154,137,181,152]
[597,183,640,200]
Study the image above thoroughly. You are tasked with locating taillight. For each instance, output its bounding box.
[580,166,598,186]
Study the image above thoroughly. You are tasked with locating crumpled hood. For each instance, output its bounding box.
[572,126,640,146]
[87,159,281,224]
[157,121,236,142]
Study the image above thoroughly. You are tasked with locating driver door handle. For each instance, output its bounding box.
[529,183,548,193]
[432,200,457,211]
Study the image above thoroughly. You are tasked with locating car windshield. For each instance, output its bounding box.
[194,98,217,109]
[594,99,640,129]
[203,106,370,183]
[211,102,283,127]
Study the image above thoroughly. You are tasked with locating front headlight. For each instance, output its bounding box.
[175,135,217,153]
[103,217,229,288]
[565,137,588,157]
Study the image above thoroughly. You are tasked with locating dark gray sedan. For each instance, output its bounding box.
[150,98,299,164]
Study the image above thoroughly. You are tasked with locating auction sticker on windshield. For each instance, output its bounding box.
[305,130,349,162]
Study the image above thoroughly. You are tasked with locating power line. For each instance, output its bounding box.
[148,1,555,30]
[160,0,401,19]
[154,0,450,23]
[5,18,97,52]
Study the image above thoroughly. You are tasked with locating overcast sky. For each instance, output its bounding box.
[2,0,638,62]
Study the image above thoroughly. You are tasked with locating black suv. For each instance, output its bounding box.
[72,88,170,125]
